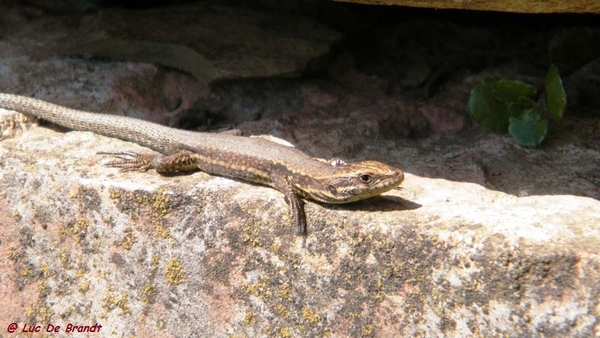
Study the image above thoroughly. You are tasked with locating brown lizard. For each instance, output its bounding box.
[0,93,404,234]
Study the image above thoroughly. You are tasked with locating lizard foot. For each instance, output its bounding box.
[98,151,155,172]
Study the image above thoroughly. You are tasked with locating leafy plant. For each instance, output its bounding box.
[468,27,600,148]
[468,65,566,148]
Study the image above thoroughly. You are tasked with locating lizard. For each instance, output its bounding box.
[0,93,404,234]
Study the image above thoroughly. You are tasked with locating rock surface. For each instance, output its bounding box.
[1,126,599,337]
[335,0,600,14]
[64,3,343,82]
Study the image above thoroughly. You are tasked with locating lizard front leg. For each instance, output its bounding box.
[270,170,307,235]
[99,150,201,173]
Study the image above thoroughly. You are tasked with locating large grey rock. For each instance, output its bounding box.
[64,3,343,82]
[1,124,598,337]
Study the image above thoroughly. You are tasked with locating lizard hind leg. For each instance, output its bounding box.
[99,150,200,173]
[0,110,40,140]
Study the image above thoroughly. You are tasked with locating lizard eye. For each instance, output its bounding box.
[359,174,371,183]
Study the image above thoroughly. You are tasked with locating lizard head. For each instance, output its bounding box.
[303,160,404,204]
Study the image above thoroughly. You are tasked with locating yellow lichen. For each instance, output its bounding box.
[242,235,261,246]
[277,282,292,300]
[165,258,185,285]
[274,304,290,317]
[79,282,90,294]
[243,312,256,326]
[102,293,116,312]
[279,327,292,338]
[242,222,261,247]
[241,279,271,299]
[56,249,72,269]
[155,225,171,239]
[59,218,89,244]
[151,255,159,273]
[152,189,170,218]
[19,265,33,277]
[121,231,137,250]
[5,246,20,261]
[142,284,157,304]
[38,282,49,297]
[117,292,131,315]
[26,300,55,323]
[102,290,131,316]
[156,317,166,330]
[302,307,321,324]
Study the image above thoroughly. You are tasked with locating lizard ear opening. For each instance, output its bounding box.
[328,185,338,195]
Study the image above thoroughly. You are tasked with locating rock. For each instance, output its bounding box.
[335,0,600,14]
[1,125,598,337]
[64,3,344,82]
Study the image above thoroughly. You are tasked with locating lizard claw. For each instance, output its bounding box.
[97,151,155,172]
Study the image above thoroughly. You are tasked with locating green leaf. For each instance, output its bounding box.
[508,96,541,121]
[508,116,548,148]
[491,79,536,103]
[469,79,509,132]
[468,78,536,133]
[544,65,567,121]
